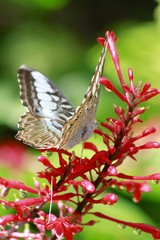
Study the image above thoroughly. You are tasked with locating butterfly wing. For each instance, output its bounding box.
[16,65,75,149]
[59,40,108,149]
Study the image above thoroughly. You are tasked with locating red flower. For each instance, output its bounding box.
[34,211,82,240]
[0,139,27,168]
[0,30,160,239]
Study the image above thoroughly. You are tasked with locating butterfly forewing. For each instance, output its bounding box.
[18,66,75,118]
[16,39,108,149]
[59,40,108,148]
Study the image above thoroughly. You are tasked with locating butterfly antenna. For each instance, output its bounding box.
[80,142,85,163]
[48,176,53,223]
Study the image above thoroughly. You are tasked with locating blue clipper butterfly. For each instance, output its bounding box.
[16,40,108,149]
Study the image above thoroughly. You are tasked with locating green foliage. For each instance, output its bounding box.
[12,0,69,10]
[0,1,159,239]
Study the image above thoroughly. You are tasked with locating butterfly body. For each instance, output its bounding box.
[16,40,107,149]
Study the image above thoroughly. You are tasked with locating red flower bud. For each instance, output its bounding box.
[97,37,105,46]
[102,193,118,205]
[108,166,118,176]
[81,180,95,193]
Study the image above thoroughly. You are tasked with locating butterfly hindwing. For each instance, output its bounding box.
[16,112,63,148]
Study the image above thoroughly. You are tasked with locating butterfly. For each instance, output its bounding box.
[16,39,108,149]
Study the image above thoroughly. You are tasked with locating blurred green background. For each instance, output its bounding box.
[0,0,160,239]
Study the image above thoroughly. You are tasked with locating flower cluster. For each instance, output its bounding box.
[0,31,160,239]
